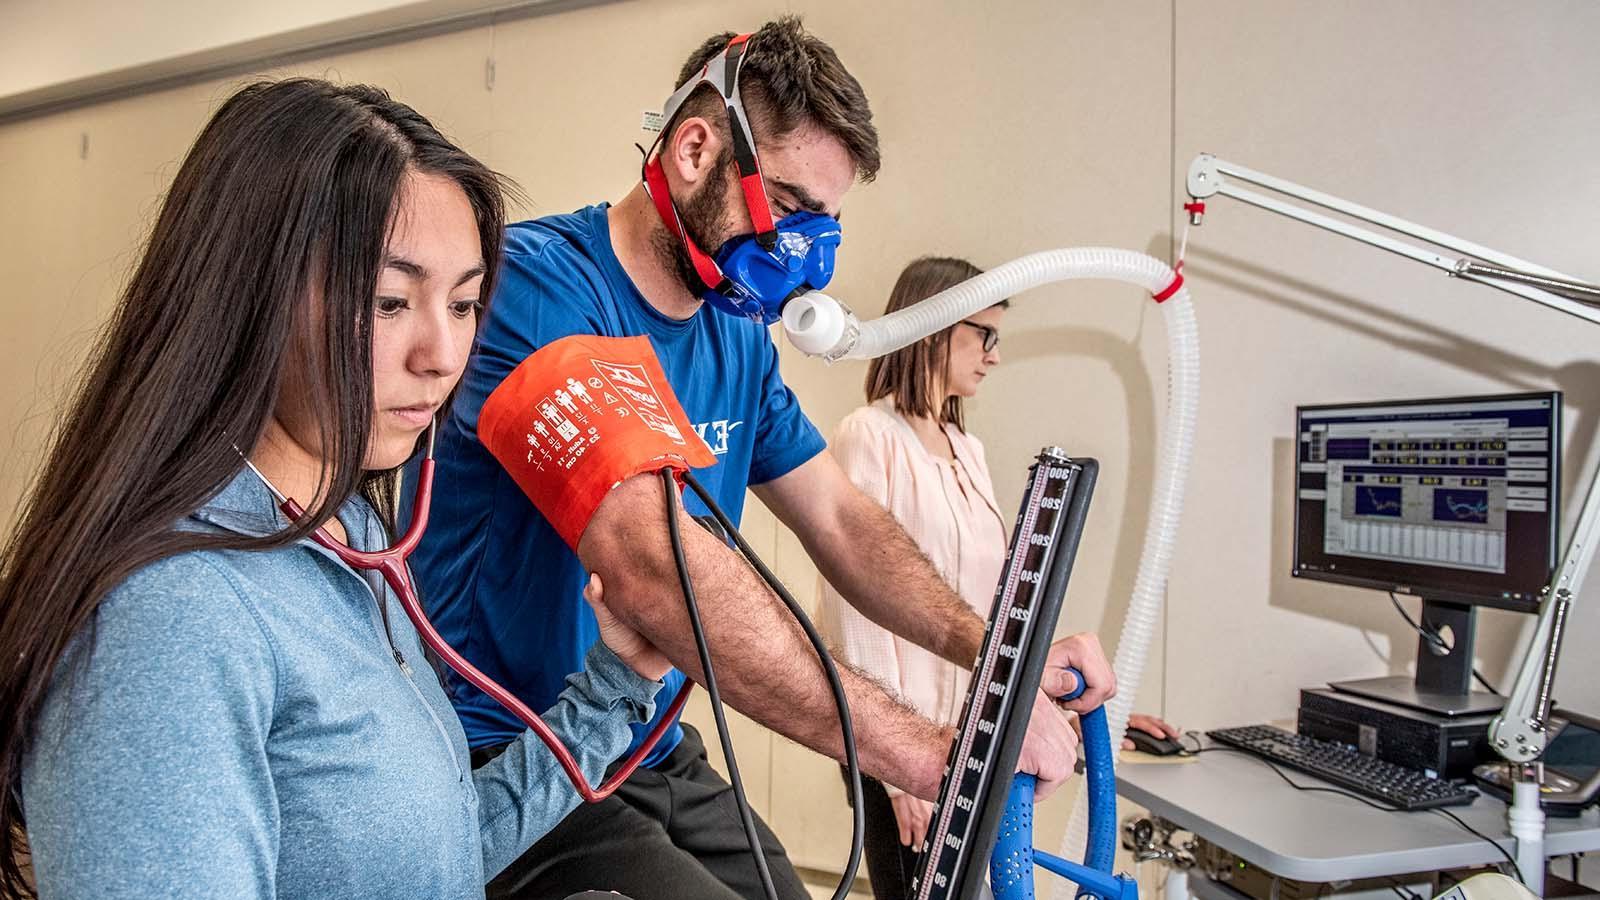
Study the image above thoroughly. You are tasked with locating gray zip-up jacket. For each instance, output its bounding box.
[21,470,660,898]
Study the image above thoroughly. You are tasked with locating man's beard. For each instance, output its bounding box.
[651,151,734,295]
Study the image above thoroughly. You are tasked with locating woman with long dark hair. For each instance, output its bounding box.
[0,79,668,899]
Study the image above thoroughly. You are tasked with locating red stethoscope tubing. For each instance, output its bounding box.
[269,438,692,804]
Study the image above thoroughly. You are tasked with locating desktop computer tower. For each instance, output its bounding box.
[1297,688,1496,779]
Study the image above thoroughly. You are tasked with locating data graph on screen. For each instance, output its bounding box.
[1355,486,1403,517]
[1294,393,1558,611]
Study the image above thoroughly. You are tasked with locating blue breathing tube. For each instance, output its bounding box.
[990,667,1137,900]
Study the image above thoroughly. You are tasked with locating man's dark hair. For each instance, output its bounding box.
[673,16,880,182]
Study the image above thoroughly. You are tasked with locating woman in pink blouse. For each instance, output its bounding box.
[817,256,1178,900]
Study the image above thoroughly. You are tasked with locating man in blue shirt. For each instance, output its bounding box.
[409,17,1114,900]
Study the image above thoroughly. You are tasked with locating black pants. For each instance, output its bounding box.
[843,770,919,900]
[479,724,808,900]
[844,762,921,896]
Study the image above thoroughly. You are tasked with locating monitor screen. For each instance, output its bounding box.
[1293,392,1560,613]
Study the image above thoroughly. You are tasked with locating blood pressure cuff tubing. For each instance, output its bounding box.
[479,334,716,550]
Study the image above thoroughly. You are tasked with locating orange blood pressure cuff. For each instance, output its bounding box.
[479,334,716,550]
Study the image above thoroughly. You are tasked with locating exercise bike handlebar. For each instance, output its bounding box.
[990,667,1136,900]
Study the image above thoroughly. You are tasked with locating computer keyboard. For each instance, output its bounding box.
[1207,724,1478,810]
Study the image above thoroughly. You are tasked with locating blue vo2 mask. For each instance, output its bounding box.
[640,32,844,325]
[709,210,840,323]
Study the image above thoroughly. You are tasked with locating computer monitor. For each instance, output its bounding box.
[1293,391,1561,715]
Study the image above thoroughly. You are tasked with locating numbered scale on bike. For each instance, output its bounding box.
[909,448,1098,900]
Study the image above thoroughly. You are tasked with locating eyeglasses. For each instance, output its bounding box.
[960,320,1000,352]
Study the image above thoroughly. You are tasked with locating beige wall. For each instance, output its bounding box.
[3,0,430,96]
[2,0,1598,886]
[0,0,603,119]
[1172,0,1600,727]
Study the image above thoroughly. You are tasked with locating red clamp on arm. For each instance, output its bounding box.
[1152,271,1185,303]
[481,334,717,550]
[473,333,714,802]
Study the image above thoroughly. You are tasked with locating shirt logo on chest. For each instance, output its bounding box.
[693,419,744,455]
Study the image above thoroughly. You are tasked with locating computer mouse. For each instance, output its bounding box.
[1125,729,1185,756]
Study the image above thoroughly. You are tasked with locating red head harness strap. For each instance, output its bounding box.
[642,33,778,296]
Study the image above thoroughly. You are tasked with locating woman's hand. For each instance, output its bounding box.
[1123,713,1182,750]
[889,791,935,848]
[1066,711,1183,750]
[584,573,672,681]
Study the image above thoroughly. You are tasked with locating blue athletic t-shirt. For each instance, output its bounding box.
[403,204,826,765]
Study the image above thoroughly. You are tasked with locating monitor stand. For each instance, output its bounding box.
[1331,599,1504,717]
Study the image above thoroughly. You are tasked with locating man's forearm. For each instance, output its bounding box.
[580,475,953,799]
[804,493,985,668]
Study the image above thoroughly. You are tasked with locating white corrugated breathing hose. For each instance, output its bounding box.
[782,248,1199,897]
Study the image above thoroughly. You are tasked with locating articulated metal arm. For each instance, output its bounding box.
[1186,154,1600,328]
